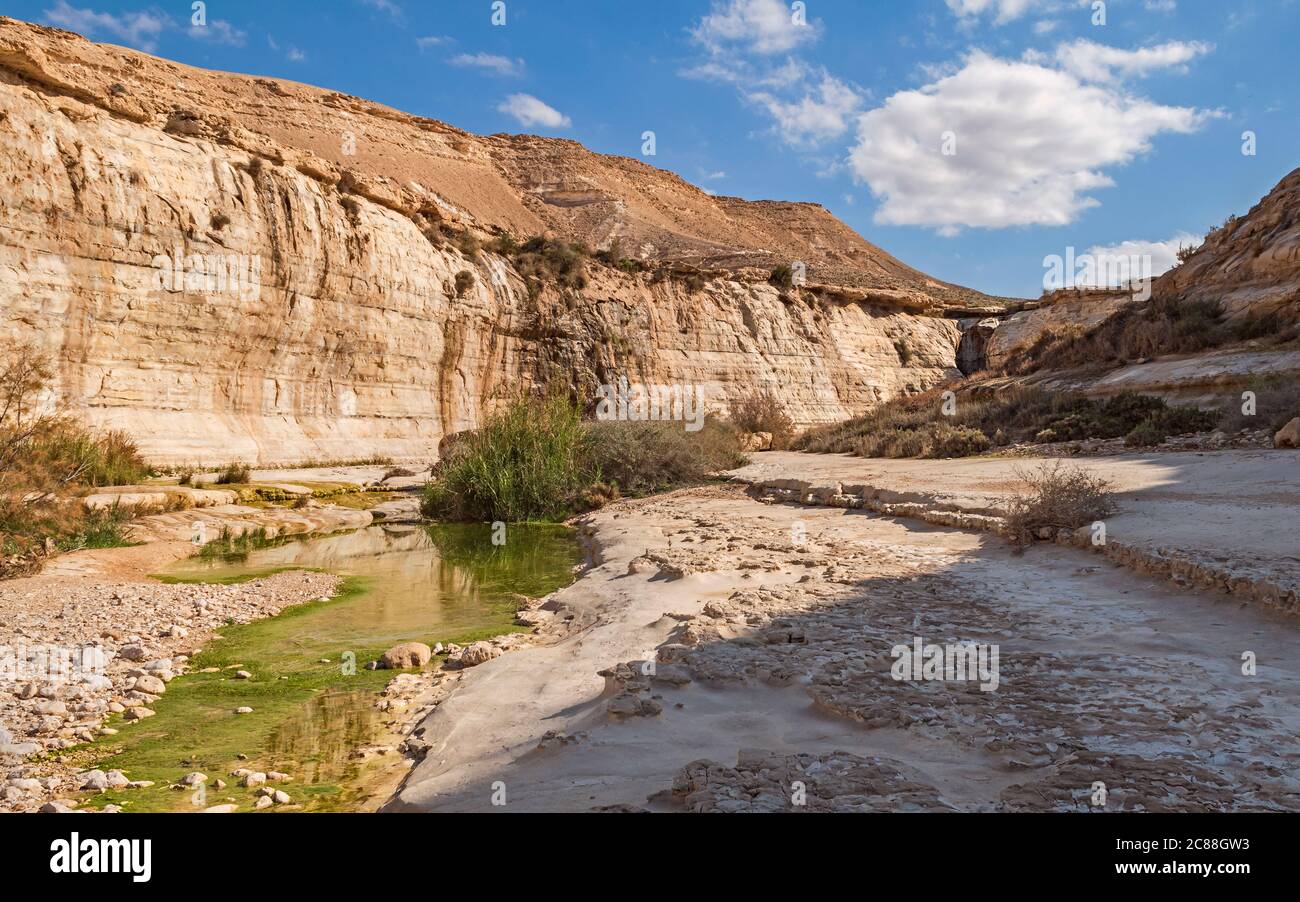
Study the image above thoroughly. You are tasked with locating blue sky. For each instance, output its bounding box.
[7,0,1298,297]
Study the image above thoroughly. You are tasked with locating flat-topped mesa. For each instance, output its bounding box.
[0,17,1007,465]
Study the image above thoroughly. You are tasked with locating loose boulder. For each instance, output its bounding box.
[380,642,432,670]
[1275,417,1300,448]
[458,642,501,668]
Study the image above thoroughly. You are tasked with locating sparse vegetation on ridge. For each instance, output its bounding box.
[794,385,1219,459]
[1003,295,1299,375]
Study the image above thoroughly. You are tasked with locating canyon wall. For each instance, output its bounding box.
[0,35,963,465]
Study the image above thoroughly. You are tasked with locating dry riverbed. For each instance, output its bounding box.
[389,481,1300,813]
[5,457,1298,814]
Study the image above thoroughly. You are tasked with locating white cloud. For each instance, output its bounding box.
[945,0,1060,25]
[449,53,524,77]
[496,94,571,129]
[188,20,246,47]
[748,74,864,145]
[43,1,168,51]
[1080,232,1200,286]
[1045,39,1212,83]
[686,1,860,148]
[286,47,306,63]
[416,35,452,50]
[849,51,1215,232]
[692,0,819,55]
[359,0,403,19]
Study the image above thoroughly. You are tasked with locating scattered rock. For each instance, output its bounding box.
[134,674,166,695]
[457,642,500,668]
[1275,417,1300,448]
[380,642,432,670]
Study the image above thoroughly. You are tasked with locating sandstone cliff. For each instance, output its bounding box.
[982,170,1300,374]
[0,18,987,465]
[1153,167,1300,320]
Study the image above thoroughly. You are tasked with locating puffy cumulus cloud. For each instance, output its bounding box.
[686,1,861,148]
[692,0,819,55]
[1044,39,1213,83]
[496,94,571,129]
[747,74,864,145]
[849,52,1215,232]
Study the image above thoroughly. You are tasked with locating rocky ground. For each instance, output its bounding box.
[389,480,1300,813]
[0,562,341,813]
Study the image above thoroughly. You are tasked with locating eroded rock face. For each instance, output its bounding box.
[984,290,1141,371]
[1155,167,1300,319]
[0,18,973,465]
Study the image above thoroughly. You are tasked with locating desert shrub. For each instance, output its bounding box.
[1124,405,1218,446]
[422,394,595,522]
[594,238,642,272]
[1231,310,1284,342]
[1001,293,1300,376]
[440,225,480,257]
[1218,376,1300,433]
[1123,422,1165,447]
[177,470,194,486]
[215,463,251,485]
[1,345,149,560]
[1004,462,1117,546]
[489,232,520,256]
[730,391,795,449]
[422,396,748,522]
[920,423,991,458]
[454,269,476,298]
[795,385,1213,459]
[586,417,746,496]
[769,265,794,290]
[512,236,589,291]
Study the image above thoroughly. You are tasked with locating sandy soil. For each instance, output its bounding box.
[388,483,1300,813]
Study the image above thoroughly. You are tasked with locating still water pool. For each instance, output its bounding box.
[84,523,582,812]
